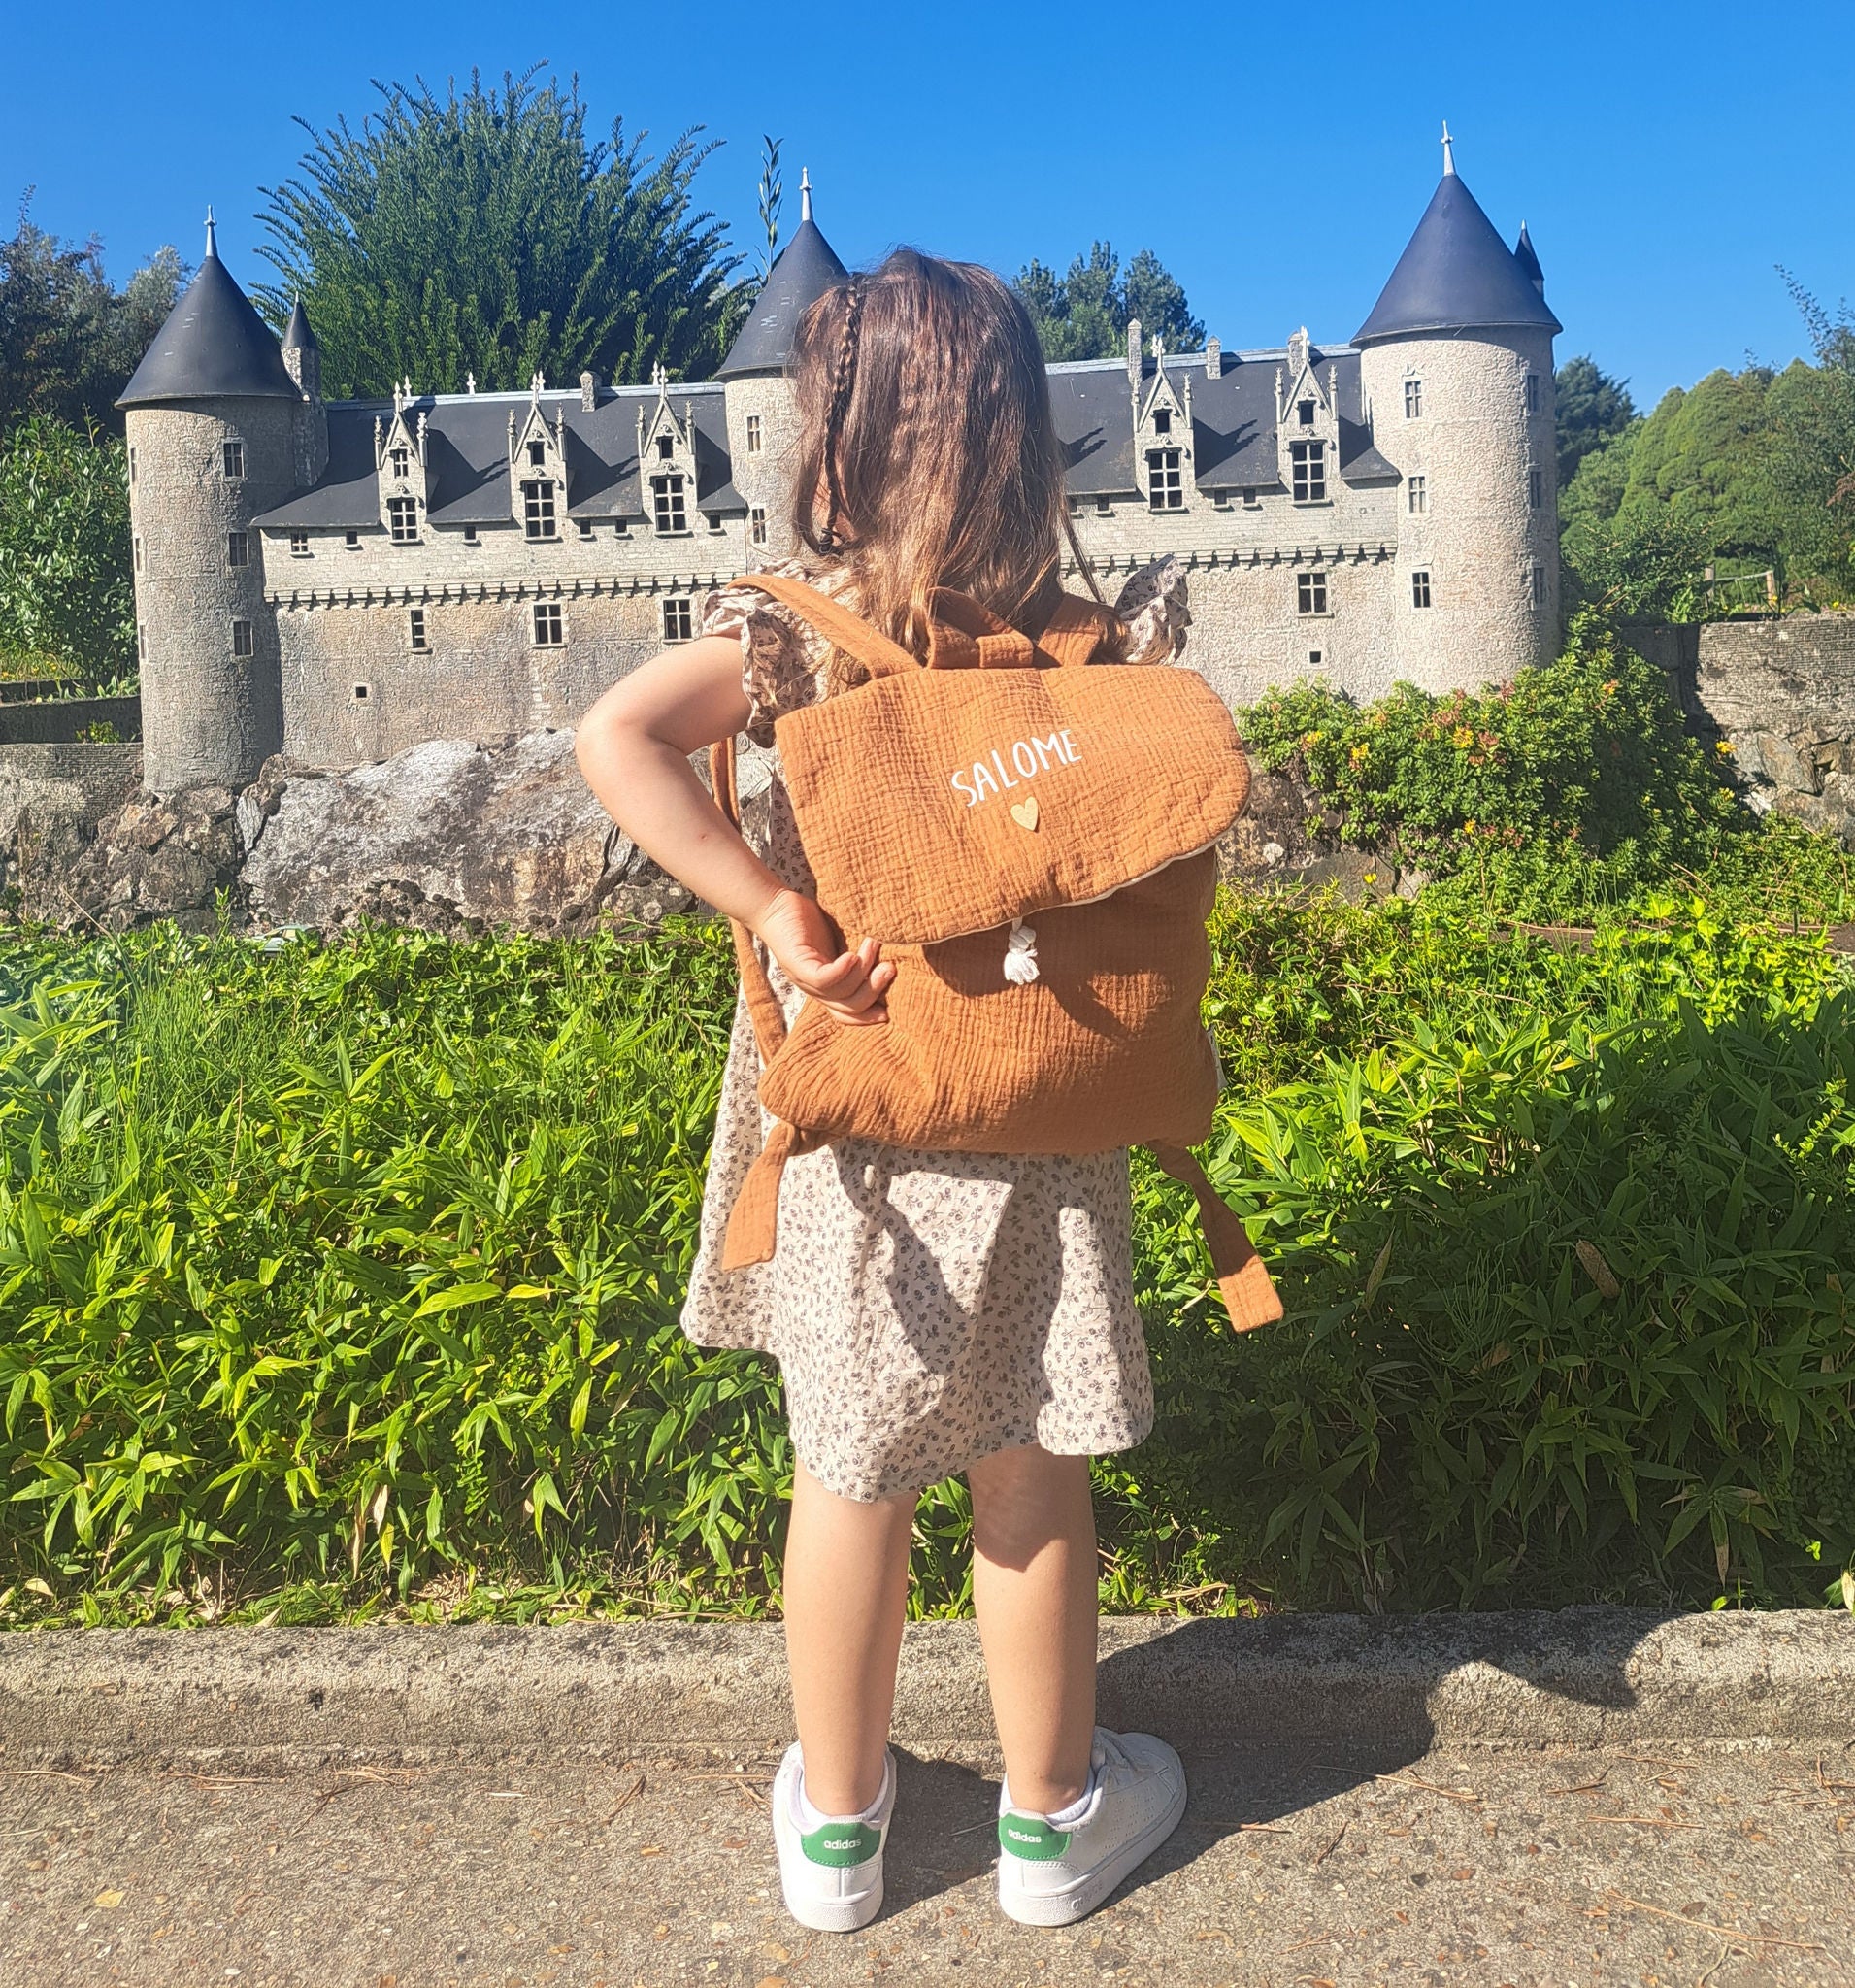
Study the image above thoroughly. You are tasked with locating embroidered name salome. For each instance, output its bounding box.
[950,730,1080,808]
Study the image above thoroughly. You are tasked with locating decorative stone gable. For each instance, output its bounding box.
[1133,336,1195,513]
[508,378,568,541]
[636,366,698,536]
[375,382,428,540]
[1276,331,1340,506]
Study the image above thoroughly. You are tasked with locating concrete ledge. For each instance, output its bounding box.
[1,1610,1849,1771]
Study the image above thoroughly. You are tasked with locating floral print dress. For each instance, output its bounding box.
[679,555,1194,1503]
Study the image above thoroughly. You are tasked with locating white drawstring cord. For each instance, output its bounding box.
[1004,918,1040,984]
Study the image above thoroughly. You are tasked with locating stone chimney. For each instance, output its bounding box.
[1206,337,1221,379]
[580,370,600,412]
[1125,318,1143,392]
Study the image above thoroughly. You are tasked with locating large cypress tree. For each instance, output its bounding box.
[253,67,747,398]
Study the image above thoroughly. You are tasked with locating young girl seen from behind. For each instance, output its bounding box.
[577,250,1206,1932]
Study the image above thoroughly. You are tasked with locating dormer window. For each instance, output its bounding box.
[1152,408,1172,437]
[651,473,687,534]
[528,439,546,468]
[387,497,418,544]
[1297,399,1316,428]
[656,434,675,461]
[522,480,557,542]
[390,446,410,478]
[1290,440,1326,503]
[1146,448,1183,512]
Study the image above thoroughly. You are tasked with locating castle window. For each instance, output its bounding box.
[1408,475,1427,514]
[1290,440,1326,503]
[1297,398,1316,428]
[1403,379,1423,419]
[1528,467,1542,510]
[532,601,564,646]
[289,530,310,557]
[463,525,480,546]
[522,480,557,542]
[128,447,136,484]
[745,413,763,454]
[1308,648,1324,668]
[1146,449,1183,512]
[706,513,724,534]
[390,446,410,479]
[577,519,595,540]
[352,682,370,701]
[222,439,245,479]
[1242,487,1259,509]
[227,530,249,568]
[651,473,687,534]
[408,607,428,652]
[614,517,630,537]
[528,439,547,468]
[345,530,361,550]
[232,618,254,657]
[137,624,146,662]
[1531,561,1547,607]
[388,497,419,544]
[1153,407,1172,436]
[657,434,675,461]
[662,596,693,643]
[133,536,144,572]
[750,505,768,547]
[1296,571,1328,615]
[1525,372,1540,414]
[1213,490,1231,510]
[1411,569,1433,609]
[1095,496,1111,515]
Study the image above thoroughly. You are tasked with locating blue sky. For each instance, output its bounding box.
[7,0,1851,409]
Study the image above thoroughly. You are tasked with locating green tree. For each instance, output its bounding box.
[1553,354,1636,488]
[1013,242,1204,362]
[0,197,185,435]
[0,414,134,680]
[254,67,747,397]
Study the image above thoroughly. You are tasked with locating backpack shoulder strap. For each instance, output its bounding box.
[727,571,918,679]
[1036,591,1121,668]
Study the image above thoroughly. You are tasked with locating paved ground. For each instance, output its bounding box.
[2,1743,1850,1988]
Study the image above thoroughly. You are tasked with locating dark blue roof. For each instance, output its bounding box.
[117,233,301,408]
[1354,172,1562,345]
[714,215,847,380]
[1512,221,1544,289]
[282,297,319,352]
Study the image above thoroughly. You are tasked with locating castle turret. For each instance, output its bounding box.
[281,295,328,486]
[714,170,847,562]
[117,214,296,791]
[1354,130,1563,689]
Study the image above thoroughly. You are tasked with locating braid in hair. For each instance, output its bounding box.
[816,278,866,555]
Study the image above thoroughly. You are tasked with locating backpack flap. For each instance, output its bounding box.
[776,664,1251,945]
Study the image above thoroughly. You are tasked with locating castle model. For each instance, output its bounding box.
[118,139,1562,794]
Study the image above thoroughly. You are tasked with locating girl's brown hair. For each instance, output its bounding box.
[788,248,1093,657]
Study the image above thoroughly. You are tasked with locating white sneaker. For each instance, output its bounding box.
[770,1740,895,1933]
[995,1729,1186,1926]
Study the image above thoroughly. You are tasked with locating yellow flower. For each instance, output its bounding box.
[1364,871,1378,883]
[1464,819,1477,833]
[1715,739,1735,754]
[1452,725,1474,749]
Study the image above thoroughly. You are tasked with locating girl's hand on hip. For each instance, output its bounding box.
[754,887,894,1024]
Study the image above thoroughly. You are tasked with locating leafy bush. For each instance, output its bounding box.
[1236,627,1782,921]
[1,899,1849,1627]
[0,414,134,682]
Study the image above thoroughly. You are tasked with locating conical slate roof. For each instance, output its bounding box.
[1354,170,1561,345]
[282,295,319,351]
[117,218,300,409]
[715,182,847,380]
[1512,221,1544,291]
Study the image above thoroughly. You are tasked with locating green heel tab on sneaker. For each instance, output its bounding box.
[800,1820,882,1868]
[998,1813,1070,1861]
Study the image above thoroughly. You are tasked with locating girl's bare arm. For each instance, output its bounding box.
[575,638,894,1022]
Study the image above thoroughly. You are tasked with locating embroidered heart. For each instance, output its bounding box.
[1010,797,1040,832]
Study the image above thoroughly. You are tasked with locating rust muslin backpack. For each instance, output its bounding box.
[712,571,1283,1333]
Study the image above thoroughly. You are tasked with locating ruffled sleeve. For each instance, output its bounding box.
[1108,555,1192,665]
[699,565,829,747]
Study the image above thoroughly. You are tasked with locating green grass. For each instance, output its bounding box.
[1,853,1851,1629]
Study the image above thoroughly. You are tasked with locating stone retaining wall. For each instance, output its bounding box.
[1624,614,1855,844]
[0,694,143,746]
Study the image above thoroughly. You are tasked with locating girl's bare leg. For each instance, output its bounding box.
[968,1444,1099,1814]
[781,1461,916,1815]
